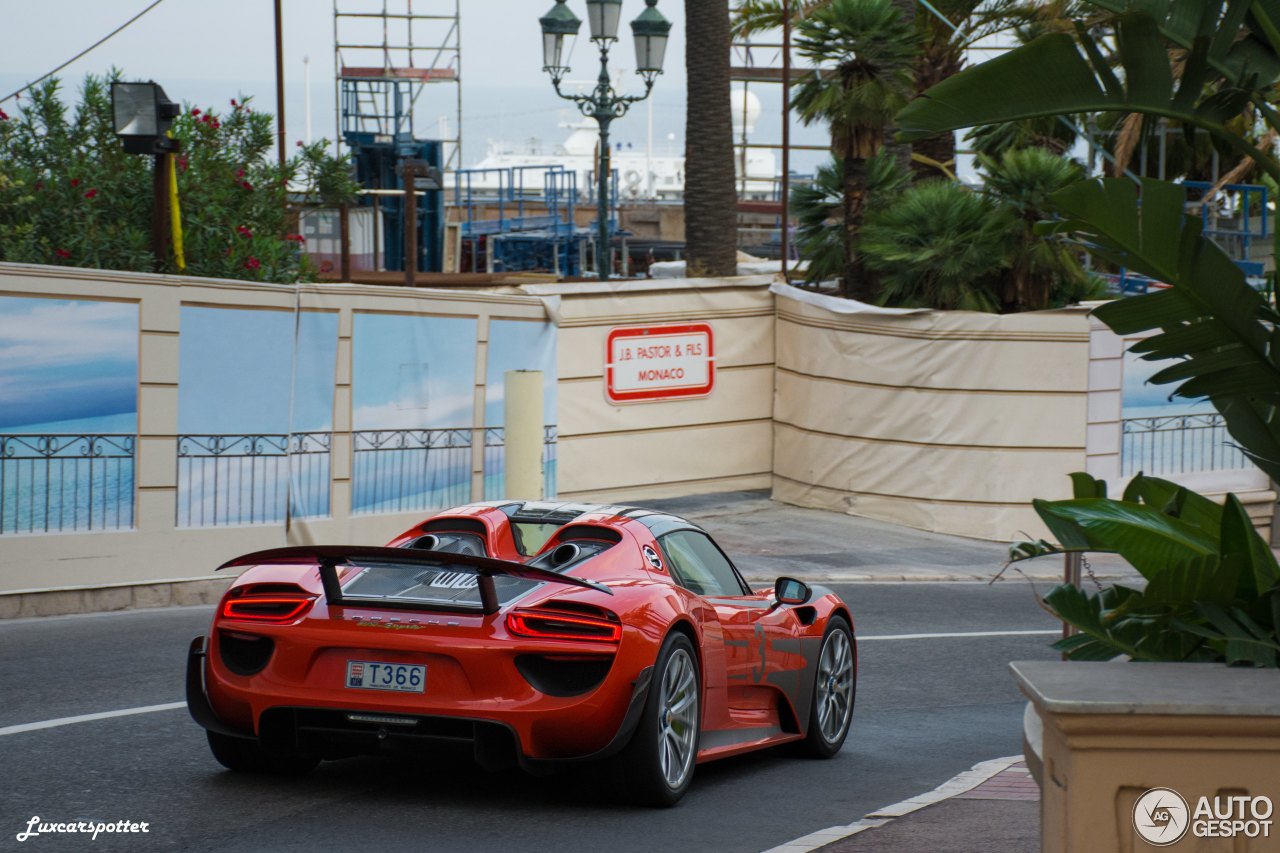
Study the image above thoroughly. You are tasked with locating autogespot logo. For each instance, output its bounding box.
[1133,788,1190,846]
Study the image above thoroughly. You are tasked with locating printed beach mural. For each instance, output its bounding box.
[351,313,478,514]
[1121,344,1246,475]
[177,306,338,526]
[0,296,138,533]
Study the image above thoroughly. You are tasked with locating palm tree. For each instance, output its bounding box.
[979,146,1093,311]
[791,0,915,299]
[683,0,738,277]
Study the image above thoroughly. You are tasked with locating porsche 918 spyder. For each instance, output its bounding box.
[187,501,856,806]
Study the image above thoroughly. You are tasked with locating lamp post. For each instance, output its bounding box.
[111,81,180,271]
[540,0,670,280]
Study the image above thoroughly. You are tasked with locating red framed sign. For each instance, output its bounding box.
[605,323,715,403]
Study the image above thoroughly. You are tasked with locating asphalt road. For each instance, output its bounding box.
[0,582,1061,853]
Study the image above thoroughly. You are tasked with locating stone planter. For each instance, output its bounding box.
[1013,660,1280,852]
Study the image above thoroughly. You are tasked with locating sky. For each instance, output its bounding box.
[0,1,835,172]
[1,0,707,166]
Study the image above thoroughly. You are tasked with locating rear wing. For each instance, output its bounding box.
[218,545,612,615]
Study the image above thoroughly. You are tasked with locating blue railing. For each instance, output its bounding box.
[177,433,331,527]
[1122,414,1250,476]
[0,434,135,534]
[351,428,473,515]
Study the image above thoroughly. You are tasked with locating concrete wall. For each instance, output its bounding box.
[528,276,776,502]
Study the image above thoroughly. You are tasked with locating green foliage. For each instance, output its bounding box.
[979,147,1101,310]
[792,0,918,160]
[897,1,1280,183]
[0,75,152,270]
[789,151,911,286]
[1010,473,1280,666]
[860,180,1012,311]
[0,71,358,282]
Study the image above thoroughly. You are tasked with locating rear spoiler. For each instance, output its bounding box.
[218,545,612,615]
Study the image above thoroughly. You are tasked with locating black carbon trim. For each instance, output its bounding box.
[185,636,255,740]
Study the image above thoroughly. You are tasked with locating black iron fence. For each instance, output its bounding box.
[177,433,331,527]
[483,425,558,500]
[1122,414,1250,476]
[351,428,473,515]
[0,434,135,534]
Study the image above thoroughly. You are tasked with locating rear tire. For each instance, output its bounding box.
[797,616,855,759]
[610,632,700,807]
[206,731,319,775]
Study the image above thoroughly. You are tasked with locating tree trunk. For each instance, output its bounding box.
[883,0,917,176]
[912,40,963,178]
[842,154,871,301]
[684,0,738,277]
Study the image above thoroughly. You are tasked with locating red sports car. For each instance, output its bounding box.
[187,501,856,806]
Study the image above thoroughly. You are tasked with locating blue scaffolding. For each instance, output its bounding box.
[454,165,620,277]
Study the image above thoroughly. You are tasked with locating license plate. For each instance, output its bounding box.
[345,660,426,693]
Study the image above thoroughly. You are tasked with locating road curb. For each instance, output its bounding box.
[759,755,1024,853]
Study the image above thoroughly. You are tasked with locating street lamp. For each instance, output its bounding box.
[111,81,182,271]
[540,0,671,280]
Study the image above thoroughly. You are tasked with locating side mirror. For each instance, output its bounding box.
[775,576,811,606]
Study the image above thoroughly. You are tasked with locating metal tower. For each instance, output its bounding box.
[333,0,462,169]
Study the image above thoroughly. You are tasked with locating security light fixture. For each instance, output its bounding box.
[111,81,180,154]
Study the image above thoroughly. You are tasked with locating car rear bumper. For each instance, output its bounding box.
[186,635,652,770]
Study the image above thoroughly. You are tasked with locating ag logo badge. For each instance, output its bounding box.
[1133,787,1190,846]
[642,545,663,570]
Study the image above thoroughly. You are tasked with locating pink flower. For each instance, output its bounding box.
[235,168,244,179]
[54,248,71,259]
[191,107,201,117]
[285,233,305,243]
[295,140,303,147]
[236,225,253,238]
[84,188,98,199]
[177,156,189,172]
[0,108,9,121]
[210,119,220,129]
[230,98,238,107]
[244,256,261,271]
[241,180,253,191]
[70,178,81,188]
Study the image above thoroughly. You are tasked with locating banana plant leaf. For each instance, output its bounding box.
[896,2,1280,181]
[1032,496,1219,579]
[1049,177,1280,482]
[1121,472,1224,537]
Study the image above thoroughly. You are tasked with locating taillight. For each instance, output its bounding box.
[506,608,622,643]
[221,594,315,623]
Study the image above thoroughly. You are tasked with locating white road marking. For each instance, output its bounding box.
[859,629,1059,641]
[0,702,186,737]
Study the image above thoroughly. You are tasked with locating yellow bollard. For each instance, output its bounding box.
[504,370,544,499]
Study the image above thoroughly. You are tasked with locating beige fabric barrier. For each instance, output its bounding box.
[771,287,1092,541]
[524,277,775,501]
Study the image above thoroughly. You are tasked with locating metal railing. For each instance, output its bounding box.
[352,428,472,515]
[1121,414,1250,476]
[0,434,135,534]
[483,425,558,500]
[177,433,331,527]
